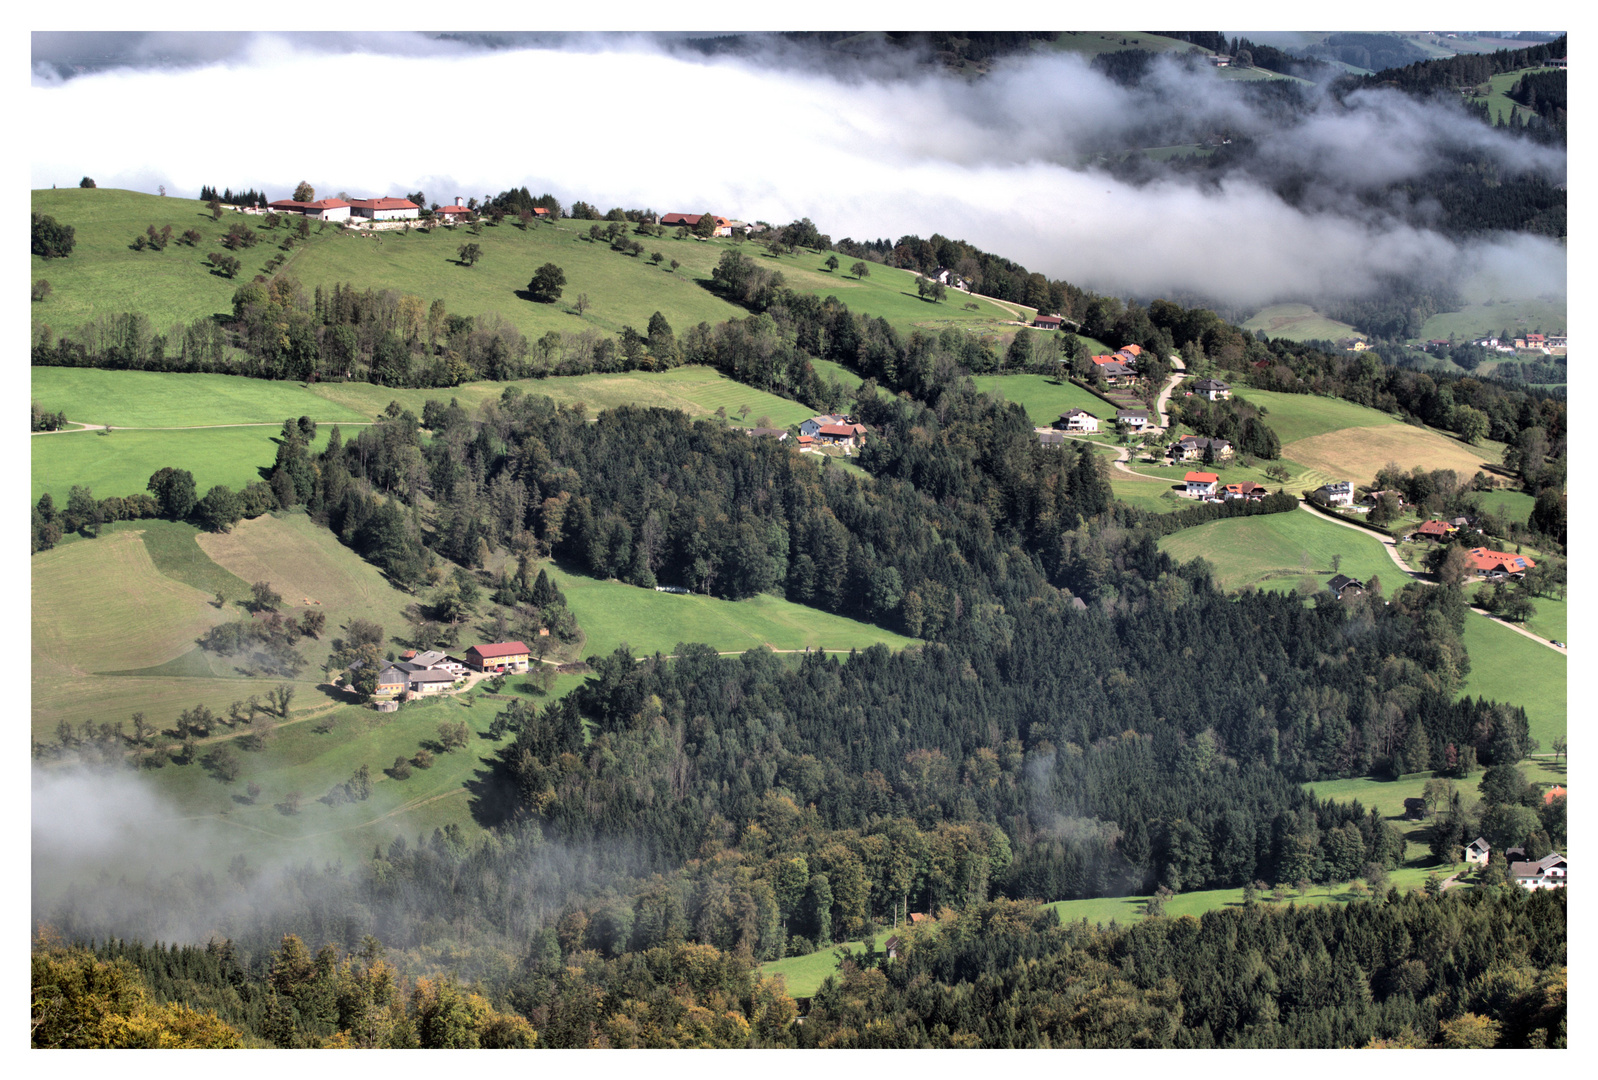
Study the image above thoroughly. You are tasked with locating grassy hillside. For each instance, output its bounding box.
[31,368,371,428]
[32,188,1019,344]
[545,562,918,659]
[30,527,323,743]
[969,373,1116,428]
[1468,66,1562,125]
[1157,508,1396,594]
[1416,295,1567,346]
[1238,388,1402,443]
[30,189,247,332]
[1242,303,1360,342]
[1283,425,1503,489]
[305,365,816,427]
[1458,615,1565,751]
[33,426,332,504]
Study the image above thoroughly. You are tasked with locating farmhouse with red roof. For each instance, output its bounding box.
[348,196,421,221]
[465,641,532,672]
[1466,548,1535,576]
[1184,471,1219,496]
[267,197,352,222]
[661,212,732,237]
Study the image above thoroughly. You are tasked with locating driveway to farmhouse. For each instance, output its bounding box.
[1153,351,1188,429]
[1298,502,1566,655]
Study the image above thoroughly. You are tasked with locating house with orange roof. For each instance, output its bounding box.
[1544,785,1566,805]
[1185,471,1219,496]
[1467,547,1535,576]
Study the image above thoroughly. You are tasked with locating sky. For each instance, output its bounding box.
[28,28,1566,309]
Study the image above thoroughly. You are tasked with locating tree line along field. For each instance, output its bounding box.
[31,188,1023,347]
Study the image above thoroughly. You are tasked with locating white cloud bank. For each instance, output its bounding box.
[29,34,1566,307]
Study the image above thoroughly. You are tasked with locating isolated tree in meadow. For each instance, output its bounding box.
[851,261,870,279]
[669,258,680,273]
[79,176,96,188]
[32,279,52,302]
[292,180,315,202]
[528,262,565,302]
[1454,405,1489,445]
[32,213,76,258]
[245,781,262,803]
[457,242,482,267]
[250,581,282,611]
[271,683,295,716]
[650,251,664,266]
[825,254,840,272]
[574,293,590,316]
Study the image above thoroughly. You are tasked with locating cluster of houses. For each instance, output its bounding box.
[364,640,534,704]
[1463,837,1568,891]
[264,195,425,224]
[661,212,734,237]
[1464,334,1567,356]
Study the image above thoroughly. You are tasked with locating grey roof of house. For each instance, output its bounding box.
[377,665,407,682]
[1328,574,1363,593]
[412,650,449,667]
[1070,596,1088,610]
[1192,378,1231,391]
[1117,409,1152,420]
[1467,836,1490,851]
[409,668,458,683]
[1037,430,1065,445]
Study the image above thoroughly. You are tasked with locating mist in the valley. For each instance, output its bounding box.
[29,31,1565,309]
[32,761,632,962]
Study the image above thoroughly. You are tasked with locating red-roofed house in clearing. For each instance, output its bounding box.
[816,422,868,447]
[348,197,421,221]
[267,197,352,222]
[661,212,732,237]
[434,205,472,220]
[1414,519,1454,541]
[1033,314,1063,329]
[465,641,532,672]
[1185,471,1219,496]
[1467,548,1535,576]
[1544,785,1566,805]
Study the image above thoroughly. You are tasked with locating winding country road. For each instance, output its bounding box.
[1298,502,1566,655]
[1153,350,1188,429]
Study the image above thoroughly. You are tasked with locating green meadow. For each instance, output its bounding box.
[1242,303,1360,342]
[30,189,252,332]
[304,365,816,428]
[1458,615,1566,749]
[1476,488,1536,525]
[969,373,1117,428]
[1468,66,1562,125]
[758,931,895,998]
[1157,507,1397,593]
[33,426,332,505]
[1238,388,1402,443]
[31,368,371,428]
[544,562,918,660]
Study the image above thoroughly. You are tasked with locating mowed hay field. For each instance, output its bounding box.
[969,373,1116,428]
[545,563,919,659]
[31,368,372,428]
[33,426,333,504]
[1239,388,1504,487]
[1157,508,1396,593]
[305,365,815,427]
[29,529,315,743]
[193,512,422,637]
[1284,425,1504,488]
